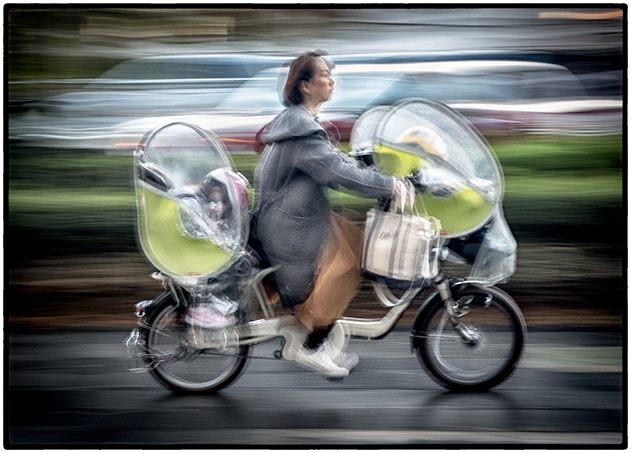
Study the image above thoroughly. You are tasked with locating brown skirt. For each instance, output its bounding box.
[296,212,363,332]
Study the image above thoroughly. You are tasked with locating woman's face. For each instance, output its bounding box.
[302,57,335,106]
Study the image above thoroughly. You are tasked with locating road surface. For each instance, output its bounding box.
[6,328,624,447]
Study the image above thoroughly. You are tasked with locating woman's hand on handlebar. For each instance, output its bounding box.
[394,178,416,206]
[394,179,406,198]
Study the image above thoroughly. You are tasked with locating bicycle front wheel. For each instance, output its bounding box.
[139,292,249,394]
[415,285,526,391]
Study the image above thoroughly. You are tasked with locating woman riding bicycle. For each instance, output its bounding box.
[253,50,409,378]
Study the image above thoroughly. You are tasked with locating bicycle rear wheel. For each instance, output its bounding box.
[139,292,249,394]
[414,285,526,391]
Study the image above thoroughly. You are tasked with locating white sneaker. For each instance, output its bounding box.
[323,340,359,372]
[293,346,349,379]
[332,350,359,372]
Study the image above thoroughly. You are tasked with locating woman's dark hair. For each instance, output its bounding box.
[283,50,331,106]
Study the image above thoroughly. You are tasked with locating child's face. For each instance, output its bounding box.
[210,186,224,199]
[207,185,228,218]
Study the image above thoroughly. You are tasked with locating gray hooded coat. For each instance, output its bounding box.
[254,104,395,307]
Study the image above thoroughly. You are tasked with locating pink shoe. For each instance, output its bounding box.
[185,304,235,328]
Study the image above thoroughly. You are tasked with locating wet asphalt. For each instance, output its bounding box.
[6,328,624,447]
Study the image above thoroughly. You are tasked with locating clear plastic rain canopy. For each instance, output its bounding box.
[352,99,503,237]
[134,123,249,289]
[351,99,516,285]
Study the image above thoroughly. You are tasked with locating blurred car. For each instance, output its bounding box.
[398,59,622,135]
[111,59,622,156]
[324,59,621,135]
[8,53,288,150]
[109,65,430,154]
[12,56,621,153]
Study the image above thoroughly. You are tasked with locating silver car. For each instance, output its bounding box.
[109,59,622,156]
[8,53,287,151]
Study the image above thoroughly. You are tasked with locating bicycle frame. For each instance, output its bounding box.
[149,265,475,350]
[125,240,525,394]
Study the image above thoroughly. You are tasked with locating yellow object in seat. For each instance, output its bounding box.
[374,144,493,237]
[418,189,493,236]
[374,144,425,178]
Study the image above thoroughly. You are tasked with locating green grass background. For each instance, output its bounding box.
[6,134,624,325]
[8,134,623,257]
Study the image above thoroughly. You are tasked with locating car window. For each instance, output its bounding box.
[520,69,587,98]
[409,68,587,102]
[95,59,251,81]
[409,73,522,102]
[217,75,283,112]
[328,74,415,110]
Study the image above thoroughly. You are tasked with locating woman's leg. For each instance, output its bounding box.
[305,325,333,349]
[296,212,363,331]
